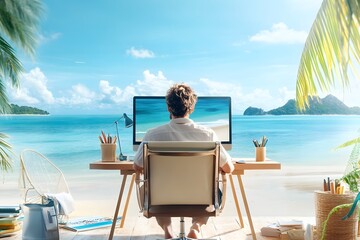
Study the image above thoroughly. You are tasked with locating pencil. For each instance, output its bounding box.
[101,131,107,143]
[330,181,335,194]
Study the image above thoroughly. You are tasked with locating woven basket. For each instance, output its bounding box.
[315,191,358,240]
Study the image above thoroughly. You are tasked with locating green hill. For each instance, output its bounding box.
[243,95,360,115]
[9,104,49,115]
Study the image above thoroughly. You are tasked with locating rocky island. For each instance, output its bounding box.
[244,95,360,115]
[7,104,49,115]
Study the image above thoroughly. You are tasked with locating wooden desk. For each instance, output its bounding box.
[90,159,281,240]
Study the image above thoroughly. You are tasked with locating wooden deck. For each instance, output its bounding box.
[7,215,315,240]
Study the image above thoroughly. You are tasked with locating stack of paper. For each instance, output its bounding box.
[277,219,303,229]
[261,223,282,237]
[0,206,22,237]
[261,220,303,238]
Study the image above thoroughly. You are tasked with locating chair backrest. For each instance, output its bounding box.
[19,149,70,204]
[142,141,221,217]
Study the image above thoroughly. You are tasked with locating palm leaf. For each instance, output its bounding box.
[0,36,23,113]
[296,0,360,110]
[336,137,360,149]
[0,0,43,173]
[0,132,13,173]
[0,0,43,56]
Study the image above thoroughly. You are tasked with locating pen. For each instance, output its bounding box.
[261,136,266,147]
[327,177,330,192]
[263,138,268,147]
[323,179,327,191]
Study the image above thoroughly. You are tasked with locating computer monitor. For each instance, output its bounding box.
[132,96,232,150]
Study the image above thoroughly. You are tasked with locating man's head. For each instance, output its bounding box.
[166,83,197,118]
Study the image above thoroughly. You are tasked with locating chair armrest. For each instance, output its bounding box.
[219,172,227,212]
[135,172,145,212]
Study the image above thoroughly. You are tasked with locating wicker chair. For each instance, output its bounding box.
[19,149,74,221]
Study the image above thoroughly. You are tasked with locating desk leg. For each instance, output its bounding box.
[229,174,244,228]
[237,175,256,240]
[119,173,135,228]
[109,173,128,240]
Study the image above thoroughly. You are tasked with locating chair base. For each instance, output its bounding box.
[165,237,217,240]
[157,217,216,240]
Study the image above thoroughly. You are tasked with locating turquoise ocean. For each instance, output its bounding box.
[1,115,360,176]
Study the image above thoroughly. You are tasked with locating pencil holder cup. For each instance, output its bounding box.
[255,147,266,162]
[101,144,116,162]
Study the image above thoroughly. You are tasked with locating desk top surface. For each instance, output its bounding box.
[89,158,281,172]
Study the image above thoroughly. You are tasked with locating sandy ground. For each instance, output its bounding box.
[0,164,345,221]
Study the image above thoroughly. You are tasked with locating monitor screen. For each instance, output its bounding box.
[132,96,232,150]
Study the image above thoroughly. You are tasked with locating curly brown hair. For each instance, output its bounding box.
[166,83,197,117]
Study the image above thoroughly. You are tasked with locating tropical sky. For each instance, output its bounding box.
[7,0,360,115]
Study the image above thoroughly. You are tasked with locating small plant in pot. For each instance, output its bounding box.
[320,135,360,240]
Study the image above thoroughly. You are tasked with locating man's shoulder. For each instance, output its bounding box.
[146,123,171,135]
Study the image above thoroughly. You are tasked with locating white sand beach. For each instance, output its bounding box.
[0,164,345,219]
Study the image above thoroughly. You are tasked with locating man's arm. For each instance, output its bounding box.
[133,163,143,172]
[133,142,144,172]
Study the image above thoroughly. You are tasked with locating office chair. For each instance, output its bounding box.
[136,141,227,240]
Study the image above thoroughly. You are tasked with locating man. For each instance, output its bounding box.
[134,83,234,239]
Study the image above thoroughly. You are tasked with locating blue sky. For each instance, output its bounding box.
[8,0,360,115]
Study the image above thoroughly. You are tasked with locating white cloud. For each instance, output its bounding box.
[98,70,173,107]
[8,68,301,114]
[198,78,242,96]
[58,84,97,105]
[126,47,155,58]
[135,70,173,95]
[99,80,127,104]
[99,80,117,95]
[39,32,62,43]
[10,67,55,104]
[11,88,39,104]
[250,22,307,44]
[279,87,295,103]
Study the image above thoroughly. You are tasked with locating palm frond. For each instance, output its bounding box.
[0,35,23,113]
[336,137,360,149]
[0,132,13,172]
[0,0,44,56]
[296,0,360,110]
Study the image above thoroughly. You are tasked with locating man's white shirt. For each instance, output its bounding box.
[134,118,231,167]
